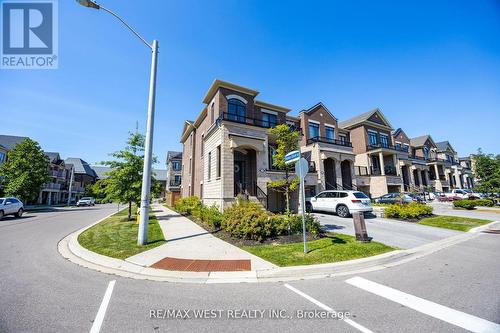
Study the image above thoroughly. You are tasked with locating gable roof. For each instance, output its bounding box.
[65,158,97,178]
[180,120,195,143]
[436,141,456,153]
[0,135,29,150]
[410,135,437,148]
[91,165,111,179]
[299,102,337,121]
[338,108,393,130]
[44,152,60,163]
[167,151,182,162]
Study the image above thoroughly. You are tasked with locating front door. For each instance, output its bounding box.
[234,160,246,196]
[324,159,336,190]
[341,160,352,190]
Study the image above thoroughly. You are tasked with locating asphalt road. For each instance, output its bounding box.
[314,211,462,249]
[1,205,499,333]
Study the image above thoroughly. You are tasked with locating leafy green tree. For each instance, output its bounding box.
[0,138,49,203]
[99,132,159,220]
[473,149,500,193]
[267,124,300,213]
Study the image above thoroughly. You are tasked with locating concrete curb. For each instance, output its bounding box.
[58,214,499,284]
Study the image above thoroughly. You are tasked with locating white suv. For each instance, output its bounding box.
[306,190,372,218]
[0,197,24,220]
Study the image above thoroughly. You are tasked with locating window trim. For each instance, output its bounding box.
[207,152,212,181]
[226,94,247,104]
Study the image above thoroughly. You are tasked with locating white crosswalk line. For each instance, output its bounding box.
[90,280,116,333]
[346,276,500,333]
[284,283,375,333]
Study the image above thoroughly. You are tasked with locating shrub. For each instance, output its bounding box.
[221,200,274,241]
[384,203,433,219]
[282,214,322,236]
[192,204,223,229]
[473,198,495,207]
[453,200,477,210]
[175,196,201,215]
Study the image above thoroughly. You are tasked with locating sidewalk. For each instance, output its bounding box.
[125,204,277,271]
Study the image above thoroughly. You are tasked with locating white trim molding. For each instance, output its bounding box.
[226,94,248,104]
[261,108,278,115]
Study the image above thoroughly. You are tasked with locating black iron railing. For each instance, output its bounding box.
[409,155,426,161]
[169,180,181,186]
[217,112,301,132]
[366,143,408,152]
[370,166,398,176]
[307,136,352,147]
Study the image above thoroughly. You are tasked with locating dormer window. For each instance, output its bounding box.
[325,126,335,141]
[227,99,246,122]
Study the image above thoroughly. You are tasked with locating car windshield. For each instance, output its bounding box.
[81,197,91,200]
[353,192,368,199]
[463,189,472,193]
[0,198,4,204]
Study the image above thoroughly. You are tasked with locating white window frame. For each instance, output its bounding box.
[226,94,247,104]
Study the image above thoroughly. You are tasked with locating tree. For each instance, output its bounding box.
[473,149,500,193]
[267,124,301,213]
[99,132,159,220]
[0,138,49,203]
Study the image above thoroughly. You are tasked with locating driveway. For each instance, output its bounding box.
[314,212,462,249]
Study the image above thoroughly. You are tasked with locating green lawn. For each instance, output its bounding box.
[78,206,166,259]
[242,233,396,267]
[418,215,492,232]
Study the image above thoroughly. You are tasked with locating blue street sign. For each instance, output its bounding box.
[284,150,300,165]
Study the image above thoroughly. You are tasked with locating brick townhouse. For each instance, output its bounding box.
[179,80,477,211]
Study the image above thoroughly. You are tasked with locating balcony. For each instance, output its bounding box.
[217,112,301,132]
[366,143,408,153]
[43,183,62,190]
[169,180,181,187]
[306,136,352,148]
[370,165,398,176]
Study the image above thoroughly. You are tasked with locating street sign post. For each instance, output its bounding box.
[285,150,300,165]
[295,157,309,254]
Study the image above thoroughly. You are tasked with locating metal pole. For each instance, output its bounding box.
[299,163,308,254]
[67,166,74,206]
[138,39,159,245]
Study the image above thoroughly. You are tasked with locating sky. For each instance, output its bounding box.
[1,0,499,167]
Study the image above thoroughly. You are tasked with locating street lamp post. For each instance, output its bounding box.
[76,0,158,245]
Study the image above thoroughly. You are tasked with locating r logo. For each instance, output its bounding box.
[2,2,53,54]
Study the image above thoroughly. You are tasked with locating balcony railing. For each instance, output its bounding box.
[43,183,62,190]
[366,143,408,152]
[370,166,398,176]
[409,155,426,161]
[169,180,181,187]
[217,112,301,132]
[306,136,352,148]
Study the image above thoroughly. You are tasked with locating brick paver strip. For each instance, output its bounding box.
[151,257,251,272]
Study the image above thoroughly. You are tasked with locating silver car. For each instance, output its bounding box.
[0,197,24,220]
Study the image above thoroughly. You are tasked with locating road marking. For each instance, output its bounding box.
[90,280,116,333]
[346,276,500,333]
[284,283,374,333]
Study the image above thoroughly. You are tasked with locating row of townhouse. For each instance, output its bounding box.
[179,80,476,212]
[1,135,98,205]
[165,151,183,206]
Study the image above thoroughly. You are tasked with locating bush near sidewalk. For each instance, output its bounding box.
[453,199,495,210]
[175,196,321,242]
[384,202,433,219]
[78,206,166,259]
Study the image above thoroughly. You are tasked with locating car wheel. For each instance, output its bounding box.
[305,202,313,213]
[0,210,3,220]
[15,208,23,218]
[336,205,350,218]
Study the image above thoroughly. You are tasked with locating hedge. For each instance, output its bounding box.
[384,203,433,219]
[454,199,495,210]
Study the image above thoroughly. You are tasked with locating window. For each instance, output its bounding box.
[201,134,204,156]
[174,175,181,184]
[0,151,5,163]
[395,142,401,150]
[423,147,429,159]
[403,144,410,152]
[368,130,378,145]
[210,103,214,123]
[339,134,347,144]
[172,161,181,171]
[208,152,211,180]
[380,133,389,147]
[338,192,348,198]
[308,122,319,138]
[325,126,335,141]
[189,158,191,174]
[268,146,277,169]
[216,145,221,178]
[227,98,246,122]
[353,192,369,199]
[262,112,277,128]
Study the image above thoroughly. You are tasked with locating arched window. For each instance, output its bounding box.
[227,98,246,122]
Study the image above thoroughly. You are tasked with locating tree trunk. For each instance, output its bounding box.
[128,201,132,220]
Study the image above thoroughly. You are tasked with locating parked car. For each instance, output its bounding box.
[404,192,424,203]
[77,197,95,207]
[305,190,372,218]
[0,197,24,220]
[374,192,413,204]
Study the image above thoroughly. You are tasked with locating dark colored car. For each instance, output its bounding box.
[374,193,413,204]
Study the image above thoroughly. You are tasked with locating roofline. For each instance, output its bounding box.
[180,120,196,143]
[202,79,259,104]
[254,100,290,113]
[299,102,337,121]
